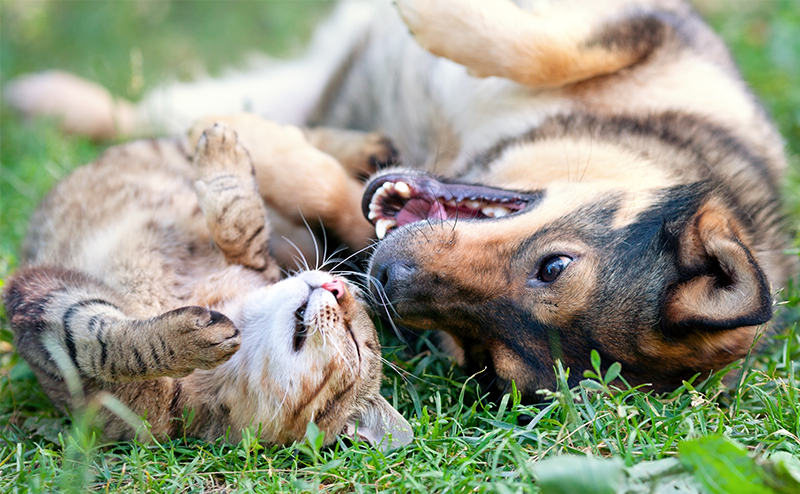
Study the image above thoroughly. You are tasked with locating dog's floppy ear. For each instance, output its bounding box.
[662,202,773,335]
[343,396,413,452]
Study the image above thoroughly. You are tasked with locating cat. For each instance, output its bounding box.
[3,122,412,450]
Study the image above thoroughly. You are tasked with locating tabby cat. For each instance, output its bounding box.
[3,122,412,450]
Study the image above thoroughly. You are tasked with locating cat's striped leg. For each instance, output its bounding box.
[193,123,280,280]
[188,114,374,250]
[3,266,241,386]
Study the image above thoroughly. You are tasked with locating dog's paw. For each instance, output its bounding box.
[394,0,444,53]
[361,133,399,175]
[193,123,255,179]
[161,306,241,373]
[4,70,134,140]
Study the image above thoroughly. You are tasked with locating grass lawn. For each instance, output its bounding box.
[2,1,800,492]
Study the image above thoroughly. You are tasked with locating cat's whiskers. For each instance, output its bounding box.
[268,385,292,428]
[332,269,408,344]
[281,236,311,273]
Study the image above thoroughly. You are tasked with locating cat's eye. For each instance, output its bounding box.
[293,304,308,352]
[536,255,572,283]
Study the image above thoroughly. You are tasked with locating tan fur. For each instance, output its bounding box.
[4,0,796,398]
[188,114,375,250]
[4,124,411,449]
[395,0,666,88]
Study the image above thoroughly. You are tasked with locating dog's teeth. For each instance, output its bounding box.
[382,182,395,191]
[369,202,382,213]
[375,218,396,239]
[368,211,379,220]
[394,181,411,198]
[370,187,388,206]
[446,199,458,207]
[464,200,481,210]
[493,207,510,218]
[482,205,511,218]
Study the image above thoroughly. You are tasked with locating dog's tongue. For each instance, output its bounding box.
[396,198,447,226]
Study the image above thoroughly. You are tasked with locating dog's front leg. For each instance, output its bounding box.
[395,0,671,88]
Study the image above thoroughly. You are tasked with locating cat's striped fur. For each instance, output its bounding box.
[3,123,411,449]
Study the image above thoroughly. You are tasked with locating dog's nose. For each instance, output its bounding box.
[371,260,416,303]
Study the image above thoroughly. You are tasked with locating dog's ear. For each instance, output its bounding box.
[662,202,773,335]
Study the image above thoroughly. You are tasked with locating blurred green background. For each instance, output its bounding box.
[1,0,334,271]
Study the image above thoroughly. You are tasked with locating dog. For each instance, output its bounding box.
[6,0,797,399]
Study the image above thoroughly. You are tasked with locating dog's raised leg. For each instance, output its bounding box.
[395,0,673,88]
[303,127,398,180]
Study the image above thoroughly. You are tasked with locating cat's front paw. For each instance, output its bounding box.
[193,123,255,179]
[160,306,241,373]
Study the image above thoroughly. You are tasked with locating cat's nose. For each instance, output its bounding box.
[321,279,345,300]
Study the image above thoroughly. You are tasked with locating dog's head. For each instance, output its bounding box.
[363,170,773,398]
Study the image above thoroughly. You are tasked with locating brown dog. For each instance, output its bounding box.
[6,0,796,399]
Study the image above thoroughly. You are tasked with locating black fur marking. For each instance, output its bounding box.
[169,380,184,420]
[63,299,119,367]
[315,381,355,425]
[332,381,354,402]
[587,13,669,58]
[157,334,171,362]
[244,224,265,247]
[314,398,337,424]
[368,138,401,171]
[98,320,109,368]
[132,348,146,374]
[88,314,106,372]
[464,112,778,193]
[344,322,361,364]
[217,195,246,221]
[3,278,55,335]
[149,341,162,369]
[87,314,103,334]
[168,380,188,437]
[208,310,227,326]
[661,234,773,336]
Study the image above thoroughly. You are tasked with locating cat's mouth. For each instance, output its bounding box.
[292,302,309,352]
[362,173,538,239]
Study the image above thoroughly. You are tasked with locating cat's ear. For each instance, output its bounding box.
[344,396,413,451]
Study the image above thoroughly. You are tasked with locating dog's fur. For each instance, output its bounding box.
[6,0,797,399]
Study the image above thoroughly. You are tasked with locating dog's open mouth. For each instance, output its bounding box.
[362,173,536,239]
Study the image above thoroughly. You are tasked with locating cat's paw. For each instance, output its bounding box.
[162,306,241,372]
[193,123,255,179]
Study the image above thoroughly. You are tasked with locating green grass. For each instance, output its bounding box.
[2,1,800,493]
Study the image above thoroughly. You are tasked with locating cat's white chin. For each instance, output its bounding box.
[224,271,360,399]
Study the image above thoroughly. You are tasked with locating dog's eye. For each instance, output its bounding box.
[538,255,572,283]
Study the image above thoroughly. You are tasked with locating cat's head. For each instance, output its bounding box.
[231,270,412,450]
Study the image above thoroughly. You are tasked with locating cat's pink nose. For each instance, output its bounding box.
[321,280,345,300]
